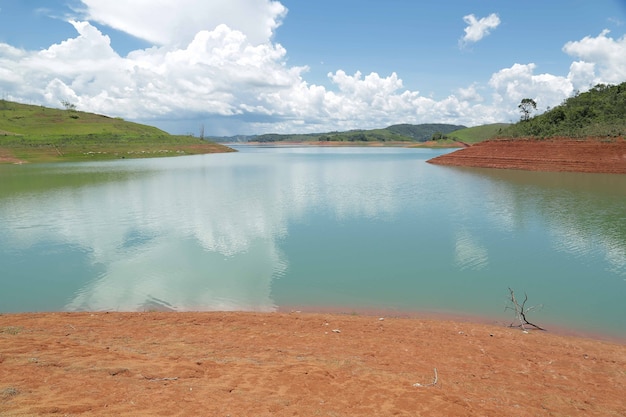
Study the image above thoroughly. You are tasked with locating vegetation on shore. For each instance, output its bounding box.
[500,82,626,139]
[443,123,510,144]
[432,82,625,146]
[210,123,467,144]
[0,100,234,163]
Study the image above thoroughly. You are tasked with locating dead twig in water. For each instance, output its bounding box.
[506,287,545,331]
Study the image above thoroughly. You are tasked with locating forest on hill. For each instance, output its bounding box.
[501,82,626,138]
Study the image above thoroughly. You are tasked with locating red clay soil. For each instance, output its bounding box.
[427,137,626,174]
[1,312,625,417]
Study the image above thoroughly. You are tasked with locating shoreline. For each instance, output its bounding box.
[427,137,626,174]
[275,305,626,344]
[3,305,624,343]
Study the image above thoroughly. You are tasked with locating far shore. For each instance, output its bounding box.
[228,140,464,148]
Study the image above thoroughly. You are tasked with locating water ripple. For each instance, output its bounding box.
[454,229,488,271]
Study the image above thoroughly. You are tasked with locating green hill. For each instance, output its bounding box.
[500,82,626,138]
[446,123,511,144]
[0,100,168,137]
[0,100,233,163]
[384,123,466,141]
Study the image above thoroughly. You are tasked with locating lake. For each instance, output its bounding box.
[1,146,624,338]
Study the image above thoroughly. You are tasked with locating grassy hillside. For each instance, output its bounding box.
[0,100,233,163]
[0,100,168,137]
[385,123,466,141]
[500,82,626,138]
[446,123,511,144]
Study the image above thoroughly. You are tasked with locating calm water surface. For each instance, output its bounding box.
[1,146,625,338]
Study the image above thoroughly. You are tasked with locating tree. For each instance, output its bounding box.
[518,98,537,121]
[60,99,77,111]
[431,132,446,141]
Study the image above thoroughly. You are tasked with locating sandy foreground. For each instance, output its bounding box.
[1,312,624,417]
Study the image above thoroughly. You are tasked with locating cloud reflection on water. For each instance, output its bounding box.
[0,150,624,321]
[0,149,413,311]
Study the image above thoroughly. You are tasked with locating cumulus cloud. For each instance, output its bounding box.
[563,29,626,85]
[0,20,306,123]
[79,0,287,46]
[460,13,500,47]
[488,63,575,120]
[0,2,625,135]
[485,31,626,122]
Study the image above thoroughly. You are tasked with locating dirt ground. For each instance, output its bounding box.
[427,137,626,174]
[1,312,624,417]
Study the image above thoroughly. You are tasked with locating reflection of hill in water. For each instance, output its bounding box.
[0,162,149,197]
[449,166,626,277]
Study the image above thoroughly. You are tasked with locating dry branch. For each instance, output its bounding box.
[506,288,545,331]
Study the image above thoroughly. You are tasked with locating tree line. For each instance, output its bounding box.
[504,82,626,138]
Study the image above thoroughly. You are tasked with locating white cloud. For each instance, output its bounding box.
[456,84,483,102]
[79,0,287,46]
[0,4,625,135]
[0,20,308,122]
[489,63,573,102]
[563,30,626,85]
[567,61,598,91]
[460,13,500,47]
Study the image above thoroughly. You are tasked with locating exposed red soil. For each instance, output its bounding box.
[427,137,626,174]
[0,148,25,164]
[1,312,625,417]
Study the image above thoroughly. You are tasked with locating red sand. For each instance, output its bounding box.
[427,137,626,174]
[1,311,625,416]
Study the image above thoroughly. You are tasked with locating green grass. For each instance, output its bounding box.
[0,100,235,163]
[384,123,466,141]
[0,100,166,137]
[447,123,511,144]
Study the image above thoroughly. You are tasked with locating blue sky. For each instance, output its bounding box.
[1,0,625,135]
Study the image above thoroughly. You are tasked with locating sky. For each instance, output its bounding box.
[0,1,625,136]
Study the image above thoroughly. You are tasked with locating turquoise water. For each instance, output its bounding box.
[1,146,624,338]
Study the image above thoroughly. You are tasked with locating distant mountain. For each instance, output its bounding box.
[209,123,467,143]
